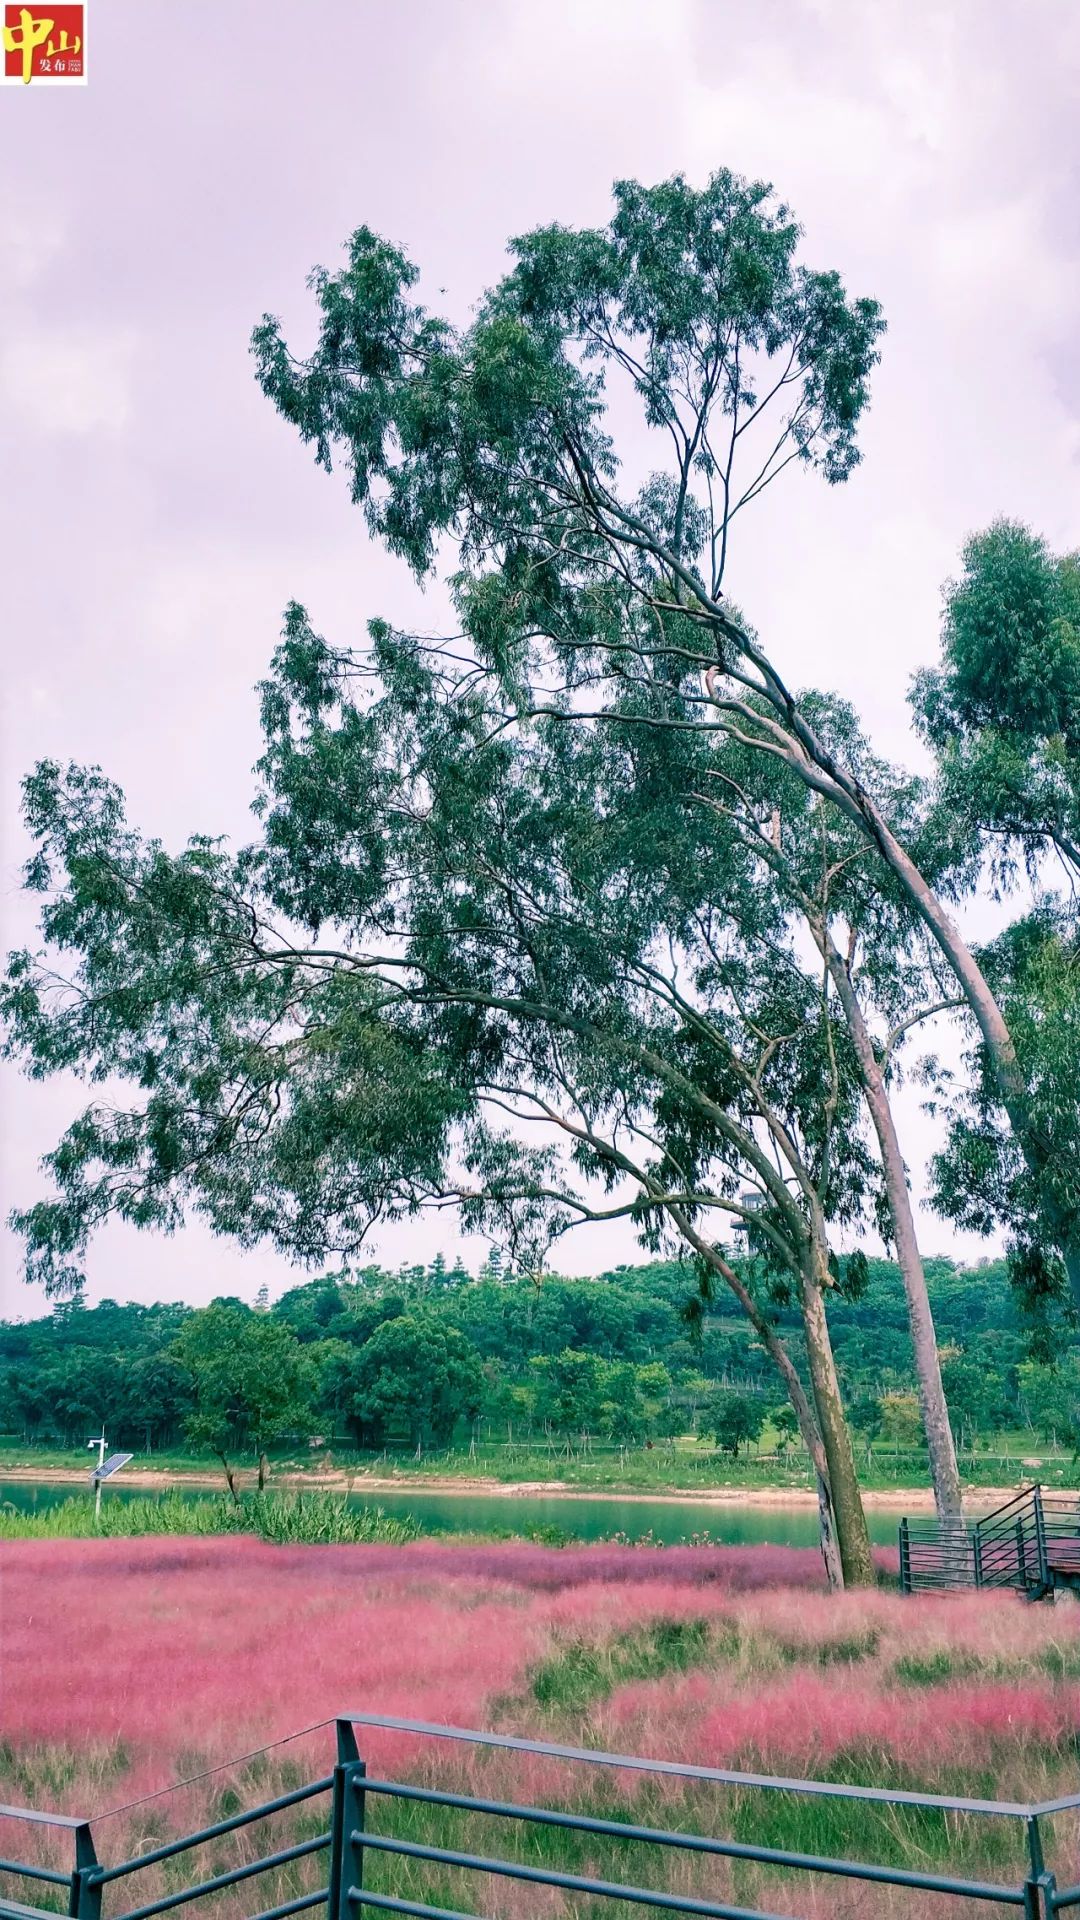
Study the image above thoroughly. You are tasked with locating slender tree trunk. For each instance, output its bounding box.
[799,1237,876,1587]
[814,1469,841,1592]
[217,1451,240,1505]
[837,797,1080,1306]
[867,813,1080,1304]
[723,1262,844,1591]
[668,1206,844,1589]
[704,652,1080,1307]
[257,1449,267,1492]
[819,925,963,1521]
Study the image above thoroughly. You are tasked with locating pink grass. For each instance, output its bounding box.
[4,1535,1077,1829]
[9,1538,1080,1920]
[2,1537,771,1807]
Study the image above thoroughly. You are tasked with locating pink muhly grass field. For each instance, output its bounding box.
[3,1538,1077,1797]
[6,1537,1080,1918]
[1,1536,811,1805]
[595,1582,1080,1791]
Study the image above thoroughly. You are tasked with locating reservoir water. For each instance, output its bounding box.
[0,1478,903,1546]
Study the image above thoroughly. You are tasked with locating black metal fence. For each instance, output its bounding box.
[900,1485,1080,1596]
[6,1713,1080,1920]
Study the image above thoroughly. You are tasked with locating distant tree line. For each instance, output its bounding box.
[4,1255,1075,1483]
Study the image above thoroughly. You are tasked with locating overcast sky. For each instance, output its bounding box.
[2,0,1079,1317]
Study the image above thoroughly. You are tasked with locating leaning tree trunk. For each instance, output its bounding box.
[217,1451,240,1505]
[861,810,1080,1309]
[813,1469,842,1593]
[703,650,1080,1309]
[669,1205,844,1589]
[819,926,963,1522]
[799,1236,876,1587]
[717,1256,844,1591]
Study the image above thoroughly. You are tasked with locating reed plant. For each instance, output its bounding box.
[0,1490,420,1544]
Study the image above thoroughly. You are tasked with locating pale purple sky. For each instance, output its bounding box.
[2,1,1079,1316]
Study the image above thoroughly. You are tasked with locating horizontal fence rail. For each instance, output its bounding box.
[6,1713,1080,1920]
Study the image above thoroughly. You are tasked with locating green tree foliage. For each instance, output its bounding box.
[8,166,1074,1574]
[771,1403,800,1452]
[928,909,1080,1347]
[173,1304,317,1495]
[1018,1355,1080,1448]
[252,178,1080,1315]
[912,523,1080,1324]
[702,1389,765,1455]
[529,1348,604,1439]
[0,1254,1052,1460]
[0,1299,192,1449]
[876,1391,923,1450]
[913,522,1080,876]
[938,1351,1008,1448]
[334,1314,483,1448]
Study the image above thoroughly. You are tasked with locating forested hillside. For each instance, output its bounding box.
[4,1255,1076,1459]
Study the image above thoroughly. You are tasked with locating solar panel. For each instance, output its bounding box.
[89,1452,133,1483]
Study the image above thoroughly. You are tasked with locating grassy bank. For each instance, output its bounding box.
[2,1437,1073,1494]
[0,1490,421,1544]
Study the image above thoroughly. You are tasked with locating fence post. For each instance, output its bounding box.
[1033,1486,1048,1591]
[898,1519,911,1595]
[69,1823,101,1920]
[973,1530,983,1588]
[328,1719,367,1920]
[1024,1814,1057,1919]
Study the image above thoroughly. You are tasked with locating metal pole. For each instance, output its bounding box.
[1024,1814,1057,1919]
[898,1519,910,1596]
[90,1429,106,1523]
[330,1720,366,1920]
[1034,1486,1048,1593]
[69,1822,101,1920]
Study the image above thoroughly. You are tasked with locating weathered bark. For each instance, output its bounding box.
[814,1469,842,1593]
[800,1235,876,1586]
[669,1205,844,1589]
[818,925,963,1521]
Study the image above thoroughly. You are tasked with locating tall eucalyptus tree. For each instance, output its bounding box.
[250,172,1080,1306]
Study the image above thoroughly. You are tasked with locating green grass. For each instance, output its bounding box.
[0,1490,421,1544]
[891,1648,985,1687]
[771,1626,882,1666]
[527,1616,718,1713]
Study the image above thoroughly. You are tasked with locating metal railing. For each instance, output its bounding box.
[6,1713,1080,1920]
[900,1484,1080,1596]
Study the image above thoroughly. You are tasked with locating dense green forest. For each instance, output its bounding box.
[5,1255,1079,1465]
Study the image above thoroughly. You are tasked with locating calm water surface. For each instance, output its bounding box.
[0,1479,902,1546]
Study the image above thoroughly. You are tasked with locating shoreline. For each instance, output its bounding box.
[0,1465,1029,1511]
